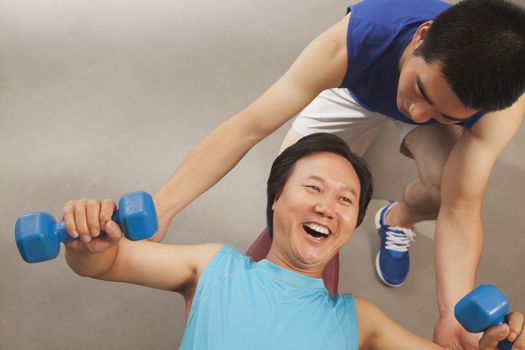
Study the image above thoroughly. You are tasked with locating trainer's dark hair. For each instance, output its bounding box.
[414,0,525,112]
[266,133,373,238]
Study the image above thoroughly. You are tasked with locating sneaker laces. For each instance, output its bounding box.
[384,227,415,252]
[381,202,416,253]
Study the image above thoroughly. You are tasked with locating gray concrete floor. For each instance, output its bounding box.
[1,0,524,349]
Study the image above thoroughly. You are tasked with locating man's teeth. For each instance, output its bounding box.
[304,223,330,236]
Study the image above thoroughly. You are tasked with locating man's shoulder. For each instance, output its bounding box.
[196,244,251,280]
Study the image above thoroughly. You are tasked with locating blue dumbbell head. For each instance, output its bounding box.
[455,285,509,333]
[15,191,158,263]
[455,285,513,350]
[117,191,158,241]
[16,212,61,263]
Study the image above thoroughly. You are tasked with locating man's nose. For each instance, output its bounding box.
[409,101,435,123]
[313,197,335,219]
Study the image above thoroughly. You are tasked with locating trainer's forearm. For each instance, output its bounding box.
[155,118,253,215]
[153,112,267,239]
[65,245,119,279]
[434,205,483,315]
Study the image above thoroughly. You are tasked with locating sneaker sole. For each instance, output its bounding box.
[374,205,404,288]
[375,251,404,287]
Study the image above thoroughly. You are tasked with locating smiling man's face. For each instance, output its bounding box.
[269,152,361,277]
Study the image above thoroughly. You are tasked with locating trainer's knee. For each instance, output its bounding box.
[420,181,442,217]
[427,185,442,213]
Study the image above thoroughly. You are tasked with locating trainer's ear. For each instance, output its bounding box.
[412,20,433,46]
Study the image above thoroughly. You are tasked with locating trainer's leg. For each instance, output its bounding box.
[278,88,386,155]
[386,124,463,228]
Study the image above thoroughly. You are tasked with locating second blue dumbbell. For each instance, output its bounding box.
[455,284,513,350]
[15,191,158,263]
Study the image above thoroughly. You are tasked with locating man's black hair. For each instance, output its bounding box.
[415,0,525,112]
[266,133,373,238]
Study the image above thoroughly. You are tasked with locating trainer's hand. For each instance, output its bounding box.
[435,314,480,350]
[148,197,171,242]
[62,199,122,254]
[479,311,525,350]
[148,215,169,242]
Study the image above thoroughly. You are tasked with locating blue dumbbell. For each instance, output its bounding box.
[455,284,513,350]
[15,191,158,263]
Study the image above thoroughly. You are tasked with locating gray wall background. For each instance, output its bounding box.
[1,0,524,349]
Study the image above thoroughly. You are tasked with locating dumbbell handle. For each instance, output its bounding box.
[495,327,512,350]
[56,211,120,243]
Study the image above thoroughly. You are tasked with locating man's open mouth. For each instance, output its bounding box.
[303,223,330,240]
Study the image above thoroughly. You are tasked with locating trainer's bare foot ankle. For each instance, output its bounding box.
[384,202,414,229]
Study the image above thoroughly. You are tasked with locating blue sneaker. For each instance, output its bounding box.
[375,201,415,287]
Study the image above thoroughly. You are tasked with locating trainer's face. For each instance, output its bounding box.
[270,152,360,277]
[397,22,480,125]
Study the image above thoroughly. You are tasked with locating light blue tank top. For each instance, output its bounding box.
[180,245,358,350]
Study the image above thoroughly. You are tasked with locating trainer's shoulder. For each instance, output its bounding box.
[349,0,450,24]
[470,93,525,142]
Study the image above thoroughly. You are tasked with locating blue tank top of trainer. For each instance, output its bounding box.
[341,0,484,127]
[180,245,358,350]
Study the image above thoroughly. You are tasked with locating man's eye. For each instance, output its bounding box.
[306,185,321,192]
[415,85,423,98]
[340,196,352,204]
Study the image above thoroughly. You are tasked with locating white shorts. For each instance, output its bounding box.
[292,88,417,157]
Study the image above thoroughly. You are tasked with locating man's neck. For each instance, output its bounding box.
[266,247,325,279]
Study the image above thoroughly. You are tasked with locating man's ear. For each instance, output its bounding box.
[412,20,433,46]
[271,192,282,210]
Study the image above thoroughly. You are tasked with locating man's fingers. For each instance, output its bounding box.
[74,200,91,243]
[505,311,524,343]
[63,201,79,238]
[513,330,525,350]
[86,200,102,238]
[62,198,118,245]
[104,220,122,240]
[479,324,509,350]
[99,199,116,230]
[63,240,82,250]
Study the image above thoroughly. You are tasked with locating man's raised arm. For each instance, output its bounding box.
[63,198,222,295]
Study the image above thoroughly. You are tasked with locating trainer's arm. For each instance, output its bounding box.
[433,94,525,335]
[152,15,350,241]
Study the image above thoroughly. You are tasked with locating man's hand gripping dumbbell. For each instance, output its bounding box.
[16,191,158,263]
